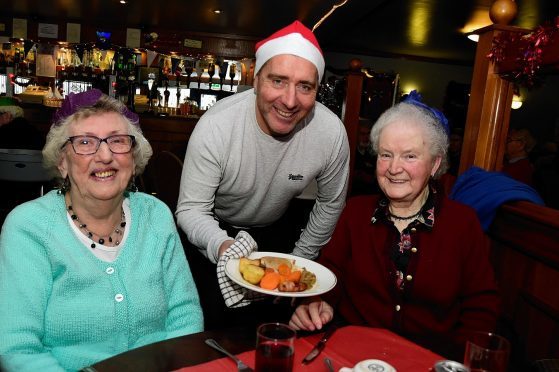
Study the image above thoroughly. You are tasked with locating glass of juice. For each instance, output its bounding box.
[255,323,295,372]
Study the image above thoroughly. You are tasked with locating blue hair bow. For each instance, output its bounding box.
[403,90,450,136]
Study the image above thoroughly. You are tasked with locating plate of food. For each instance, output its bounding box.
[224,252,337,297]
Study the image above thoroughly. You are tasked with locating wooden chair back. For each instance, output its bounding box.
[144,151,184,211]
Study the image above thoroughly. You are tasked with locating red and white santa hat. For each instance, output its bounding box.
[254,20,325,82]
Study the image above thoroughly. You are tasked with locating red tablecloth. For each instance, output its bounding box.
[174,325,443,371]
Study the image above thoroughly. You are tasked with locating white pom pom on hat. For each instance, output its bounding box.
[254,20,325,82]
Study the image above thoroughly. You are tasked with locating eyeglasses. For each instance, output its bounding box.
[65,135,136,155]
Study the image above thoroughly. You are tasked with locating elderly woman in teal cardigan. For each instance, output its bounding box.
[0,90,203,371]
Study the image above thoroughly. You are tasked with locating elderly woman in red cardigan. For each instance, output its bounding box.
[289,91,500,358]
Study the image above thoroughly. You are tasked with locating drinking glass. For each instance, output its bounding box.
[255,323,295,372]
[463,332,510,372]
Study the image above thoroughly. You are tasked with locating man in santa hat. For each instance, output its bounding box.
[176,21,349,328]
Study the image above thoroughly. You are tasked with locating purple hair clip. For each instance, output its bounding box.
[403,90,450,136]
[52,89,139,127]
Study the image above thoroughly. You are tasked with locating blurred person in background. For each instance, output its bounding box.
[352,117,379,196]
[447,127,463,176]
[503,128,536,186]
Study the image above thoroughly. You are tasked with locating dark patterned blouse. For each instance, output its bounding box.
[371,186,437,290]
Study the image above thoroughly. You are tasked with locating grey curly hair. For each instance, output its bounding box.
[370,102,449,179]
[42,95,153,184]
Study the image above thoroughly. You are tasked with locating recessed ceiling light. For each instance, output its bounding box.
[213,9,222,14]
[511,94,523,109]
[120,0,127,4]
[467,34,480,42]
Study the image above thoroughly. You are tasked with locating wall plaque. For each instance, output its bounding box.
[38,23,58,38]
[184,38,202,49]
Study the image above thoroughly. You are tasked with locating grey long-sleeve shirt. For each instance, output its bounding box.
[176,89,349,263]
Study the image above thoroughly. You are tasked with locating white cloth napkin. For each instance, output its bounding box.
[217,230,267,308]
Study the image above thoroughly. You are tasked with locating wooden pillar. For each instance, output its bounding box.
[341,58,364,194]
[459,25,525,174]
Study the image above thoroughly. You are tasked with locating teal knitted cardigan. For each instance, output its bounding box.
[0,190,204,371]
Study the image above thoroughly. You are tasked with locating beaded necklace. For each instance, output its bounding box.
[67,205,126,249]
[387,210,421,221]
[387,191,428,222]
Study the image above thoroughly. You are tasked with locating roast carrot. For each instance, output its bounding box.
[260,272,281,290]
[287,270,302,283]
[277,263,291,276]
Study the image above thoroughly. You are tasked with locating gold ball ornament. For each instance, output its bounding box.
[349,58,363,71]
[489,0,518,25]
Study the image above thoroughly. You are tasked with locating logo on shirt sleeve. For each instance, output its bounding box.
[288,173,304,181]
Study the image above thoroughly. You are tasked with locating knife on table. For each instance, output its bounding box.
[301,325,338,365]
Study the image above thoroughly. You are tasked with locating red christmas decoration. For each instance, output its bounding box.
[487,16,559,87]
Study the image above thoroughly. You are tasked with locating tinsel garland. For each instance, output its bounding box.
[487,16,559,87]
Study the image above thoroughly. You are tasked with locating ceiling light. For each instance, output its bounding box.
[467,34,480,42]
[408,4,430,46]
[120,0,127,4]
[461,7,492,34]
[213,9,222,14]
[511,94,523,109]
[401,83,419,96]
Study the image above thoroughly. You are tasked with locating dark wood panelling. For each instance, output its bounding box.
[139,115,197,160]
[489,201,559,367]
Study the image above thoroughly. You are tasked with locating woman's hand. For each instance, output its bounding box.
[289,297,333,331]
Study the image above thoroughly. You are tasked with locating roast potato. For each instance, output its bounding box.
[241,264,265,285]
[239,257,261,274]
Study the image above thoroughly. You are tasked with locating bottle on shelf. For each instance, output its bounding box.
[163,79,170,108]
[13,48,20,65]
[127,53,136,77]
[229,63,237,91]
[117,53,124,72]
[176,77,181,109]
[13,47,22,75]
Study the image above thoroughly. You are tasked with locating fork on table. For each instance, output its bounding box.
[205,338,254,372]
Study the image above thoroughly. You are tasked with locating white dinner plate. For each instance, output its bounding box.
[224,252,337,297]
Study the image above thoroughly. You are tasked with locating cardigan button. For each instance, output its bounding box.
[106,267,115,274]
[406,275,413,281]
[114,294,124,302]
[411,227,417,232]
[411,247,418,253]
[395,305,401,311]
